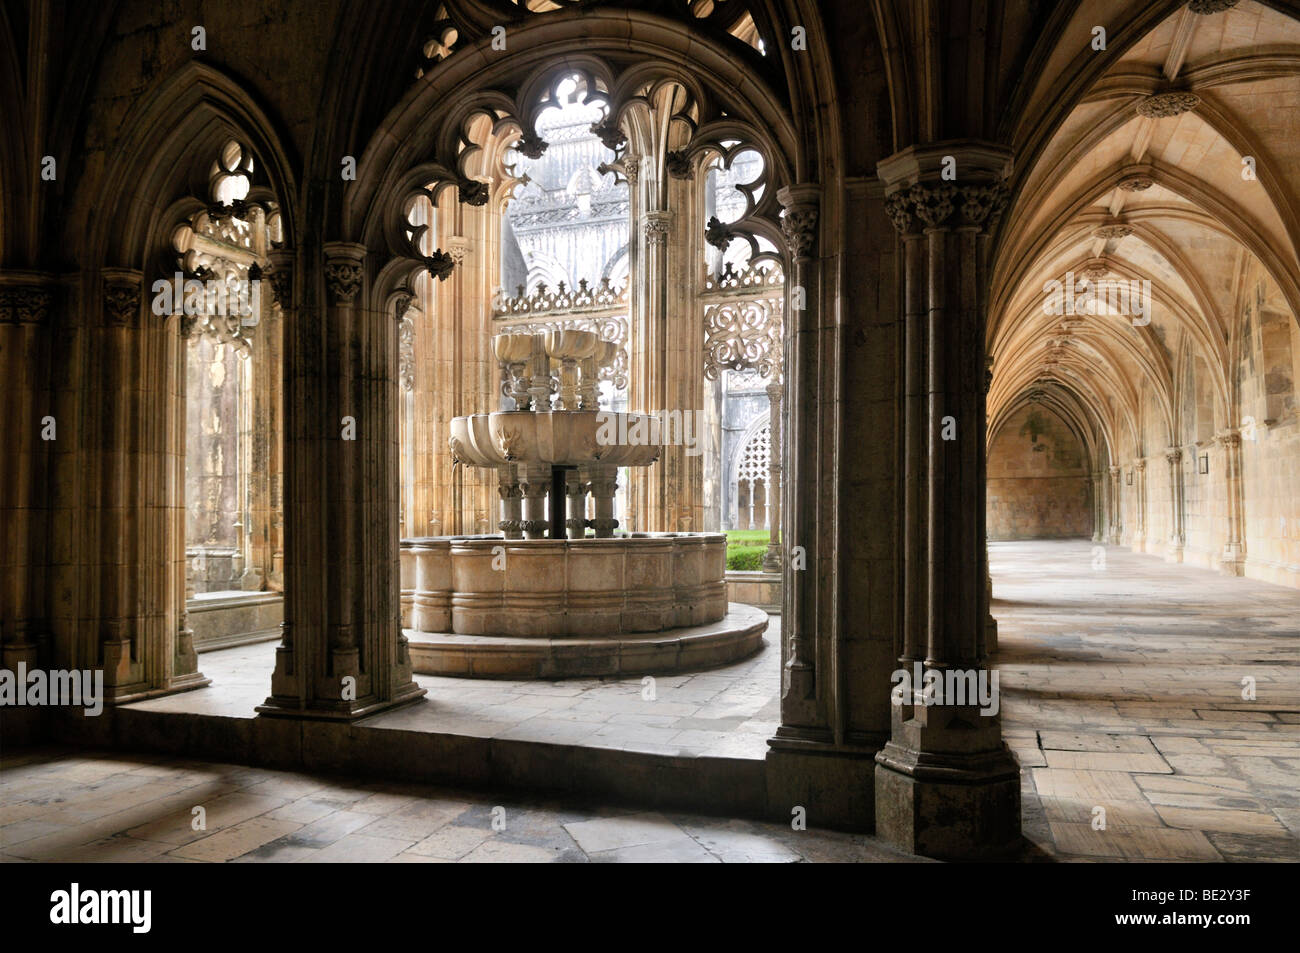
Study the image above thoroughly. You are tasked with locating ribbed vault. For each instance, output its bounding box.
[989,0,1300,463]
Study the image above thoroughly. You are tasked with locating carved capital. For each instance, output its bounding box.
[1135,459,1147,472]
[622,154,641,185]
[958,181,1010,230]
[644,210,673,246]
[777,184,819,258]
[393,292,413,320]
[666,150,693,180]
[446,236,471,264]
[102,268,143,327]
[1215,429,1242,449]
[267,260,293,310]
[323,242,366,305]
[1164,447,1183,465]
[0,283,54,324]
[884,190,915,233]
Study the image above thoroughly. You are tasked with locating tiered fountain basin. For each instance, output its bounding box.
[415,329,768,677]
[399,534,767,678]
[449,410,663,470]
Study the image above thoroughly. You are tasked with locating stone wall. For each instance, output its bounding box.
[987,404,1092,539]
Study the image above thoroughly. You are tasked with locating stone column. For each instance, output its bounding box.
[0,275,55,674]
[565,470,587,539]
[629,209,673,533]
[1165,447,1184,563]
[260,242,424,719]
[772,184,820,731]
[872,146,1021,859]
[1091,470,1106,543]
[497,466,523,540]
[519,464,550,540]
[1134,459,1147,552]
[585,464,619,538]
[1216,429,1244,574]
[762,381,783,572]
[1108,465,1122,544]
[97,269,141,693]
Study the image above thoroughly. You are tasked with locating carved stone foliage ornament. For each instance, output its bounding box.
[1119,175,1154,192]
[779,204,818,259]
[1136,91,1201,118]
[644,211,672,246]
[959,182,1010,229]
[424,250,456,281]
[458,178,490,206]
[0,286,54,324]
[516,131,548,160]
[589,117,626,153]
[324,260,363,304]
[103,278,142,326]
[398,297,415,393]
[1188,0,1239,13]
[267,264,292,309]
[495,427,523,462]
[1093,224,1134,241]
[666,150,693,180]
[1080,258,1110,281]
[883,181,1008,234]
[704,215,736,251]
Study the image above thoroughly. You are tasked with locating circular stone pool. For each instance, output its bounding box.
[399,533,767,678]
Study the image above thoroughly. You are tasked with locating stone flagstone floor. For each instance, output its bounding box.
[994,539,1300,862]
[1,539,1297,861]
[0,747,923,863]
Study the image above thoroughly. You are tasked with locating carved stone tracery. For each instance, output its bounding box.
[703,297,784,381]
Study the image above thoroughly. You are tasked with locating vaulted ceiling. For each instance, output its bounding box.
[988,0,1300,462]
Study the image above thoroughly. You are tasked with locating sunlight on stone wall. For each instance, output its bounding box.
[987,404,1091,539]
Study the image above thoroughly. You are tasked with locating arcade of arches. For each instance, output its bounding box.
[2,0,1299,863]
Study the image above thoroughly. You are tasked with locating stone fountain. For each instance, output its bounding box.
[399,328,767,678]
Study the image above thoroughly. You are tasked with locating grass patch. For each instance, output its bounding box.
[725,529,773,571]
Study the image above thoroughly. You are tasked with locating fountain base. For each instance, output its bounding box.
[406,604,767,678]
[400,533,767,678]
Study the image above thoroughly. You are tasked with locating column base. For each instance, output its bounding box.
[1219,547,1245,576]
[259,642,426,721]
[873,697,1022,859]
[874,750,1021,859]
[257,682,426,721]
[765,745,879,833]
[1165,543,1184,564]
